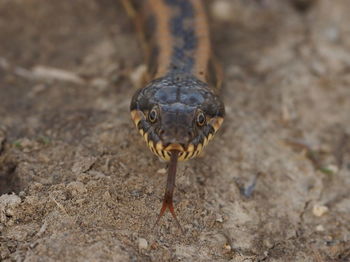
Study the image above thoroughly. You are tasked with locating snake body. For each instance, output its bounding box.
[130,0,225,161]
[127,0,225,229]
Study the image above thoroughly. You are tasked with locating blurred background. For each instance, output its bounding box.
[0,0,349,261]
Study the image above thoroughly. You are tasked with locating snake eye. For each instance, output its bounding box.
[148,107,158,123]
[196,111,206,126]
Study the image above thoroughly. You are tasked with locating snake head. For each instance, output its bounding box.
[130,75,224,161]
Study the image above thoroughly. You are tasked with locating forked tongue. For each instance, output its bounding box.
[153,150,183,232]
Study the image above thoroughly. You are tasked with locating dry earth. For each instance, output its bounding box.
[0,0,349,261]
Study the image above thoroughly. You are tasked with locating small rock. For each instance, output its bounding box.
[150,241,158,249]
[223,243,231,251]
[316,224,325,231]
[0,194,21,208]
[325,164,339,174]
[215,214,224,223]
[0,194,21,224]
[211,0,233,22]
[157,168,167,174]
[138,238,148,250]
[66,181,87,196]
[313,204,329,217]
[324,235,333,242]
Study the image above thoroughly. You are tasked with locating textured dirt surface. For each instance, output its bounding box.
[0,0,350,261]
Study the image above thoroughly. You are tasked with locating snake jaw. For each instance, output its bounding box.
[130,109,145,126]
[145,140,203,161]
[156,141,163,151]
[165,144,184,152]
[187,144,195,152]
[209,116,224,133]
[130,110,224,162]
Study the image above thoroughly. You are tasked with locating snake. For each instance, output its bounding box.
[125,0,225,230]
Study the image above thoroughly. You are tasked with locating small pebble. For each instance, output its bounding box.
[0,194,21,224]
[325,164,339,174]
[211,0,233,22]
[157,168,167,174]
[316,225,325,232]
[150,241,158,249]
[312,204,329,217]
[0,194,21,207]
[223,243,231,251]
[138,238,148,250]
[324,235,333,242]
[215,214,224,223]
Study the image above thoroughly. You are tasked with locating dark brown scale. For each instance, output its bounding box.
[165,1,197,74]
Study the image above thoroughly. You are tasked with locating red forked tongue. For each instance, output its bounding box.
[153,150,183,232]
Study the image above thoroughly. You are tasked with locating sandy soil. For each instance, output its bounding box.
[0,0,349,261]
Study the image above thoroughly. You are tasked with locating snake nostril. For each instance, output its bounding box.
[159,129,165,136]
[188,131,193,137]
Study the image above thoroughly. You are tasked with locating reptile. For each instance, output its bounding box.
[125,0,225,230]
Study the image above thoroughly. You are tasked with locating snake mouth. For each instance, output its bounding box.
[147,140,203,161]
[137,130,205,161]
[131,109,224,161]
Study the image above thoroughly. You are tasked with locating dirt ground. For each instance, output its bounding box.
[0,0,349,261]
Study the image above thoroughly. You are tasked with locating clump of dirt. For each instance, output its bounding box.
[0,0,349,261]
